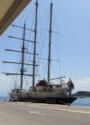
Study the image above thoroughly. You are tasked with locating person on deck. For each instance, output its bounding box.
[67,78,74,96]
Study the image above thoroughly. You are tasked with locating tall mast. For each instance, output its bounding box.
[47,1,53,84]
[32,0,38,87]
[3,24,36,88]
[20,23,26,89]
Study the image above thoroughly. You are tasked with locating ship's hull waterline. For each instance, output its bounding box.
[10,95,77,105]
[28,97,77,105]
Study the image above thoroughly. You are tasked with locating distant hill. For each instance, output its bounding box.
[73,91,90,97]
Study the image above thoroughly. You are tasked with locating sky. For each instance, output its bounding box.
[0,0,90,96]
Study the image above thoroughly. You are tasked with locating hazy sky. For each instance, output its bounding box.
[0,0,90,96]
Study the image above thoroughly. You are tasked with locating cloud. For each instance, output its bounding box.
[0,74,11,96]
[74,77,90,92]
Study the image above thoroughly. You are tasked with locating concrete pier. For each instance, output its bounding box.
[0,101,90,125]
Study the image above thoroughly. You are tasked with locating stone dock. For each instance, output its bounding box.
[0,101,90,125]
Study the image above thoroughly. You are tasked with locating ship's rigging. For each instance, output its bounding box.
[2,0,77,104]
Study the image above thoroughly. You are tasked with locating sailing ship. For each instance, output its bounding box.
[27,0,77,105]
[3,0,77,105]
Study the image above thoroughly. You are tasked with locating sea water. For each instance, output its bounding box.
[71,97,90,106]
[0,97,9,101]
[0,97,90,106]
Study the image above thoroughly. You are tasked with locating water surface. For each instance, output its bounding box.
[72,97,90,106]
